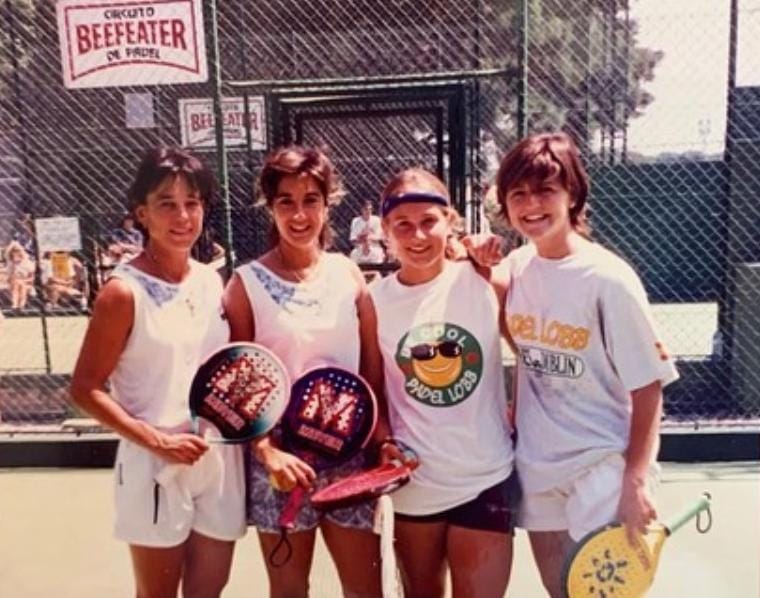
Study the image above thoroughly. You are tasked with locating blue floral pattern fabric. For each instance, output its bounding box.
[248,263,320,313]
[247,450,377,533]
[120,265,179,307]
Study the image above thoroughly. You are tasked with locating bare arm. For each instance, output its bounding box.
[350,266,392,441]
[223,272,255,341]
[618,379,663,538]
[70,279,207,464]
[223,268,315,488]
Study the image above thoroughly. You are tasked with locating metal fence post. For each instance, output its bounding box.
[207,0,234,272]
[517,0,529,138]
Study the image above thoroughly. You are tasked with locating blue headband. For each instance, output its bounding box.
[381,191,449,217]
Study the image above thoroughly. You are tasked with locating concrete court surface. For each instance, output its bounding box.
[0,462,758,598]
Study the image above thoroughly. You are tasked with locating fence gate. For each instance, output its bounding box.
[261,83,470,255]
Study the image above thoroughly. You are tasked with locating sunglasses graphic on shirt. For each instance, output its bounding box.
[410,341,463,361]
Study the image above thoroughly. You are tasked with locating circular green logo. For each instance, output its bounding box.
[395,322,483,407]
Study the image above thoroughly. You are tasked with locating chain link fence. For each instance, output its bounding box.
[0,0,759,431]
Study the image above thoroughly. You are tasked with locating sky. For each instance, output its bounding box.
[624,0,759,157]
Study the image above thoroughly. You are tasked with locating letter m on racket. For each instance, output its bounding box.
[298,379,359,437]
[210,355,277,420]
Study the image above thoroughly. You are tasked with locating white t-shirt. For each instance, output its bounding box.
[349,214,385,264]
[504,239,679,493]
[349,214,383,244]
[370,261,514,515]
[235,252,361,378]
[108,261,229,428]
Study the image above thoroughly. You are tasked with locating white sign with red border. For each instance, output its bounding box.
[179,97,267,150]
[56,0,207,89]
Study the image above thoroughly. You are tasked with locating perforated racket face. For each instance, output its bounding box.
[311,463,411,508]
[564,524,661,598]
[190,343,290,442]
[281,367,377,470]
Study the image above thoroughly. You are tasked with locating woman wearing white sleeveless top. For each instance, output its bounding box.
[70,148,245,598]
[224,146,388,598]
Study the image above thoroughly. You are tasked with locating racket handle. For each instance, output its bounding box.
[665,492,712,535]
[278,486,306,530]
[154,429,212,485]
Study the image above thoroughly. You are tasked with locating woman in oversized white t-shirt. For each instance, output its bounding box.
[223,146,387,598]
[70,147,244,598]
[371,168,518,598]
[493,132,679,598]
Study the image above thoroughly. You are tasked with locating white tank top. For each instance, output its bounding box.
[235,252,361,379]
[370,261,514,515]
[108,261,229,428]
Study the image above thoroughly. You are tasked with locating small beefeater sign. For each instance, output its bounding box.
[179,97,267,150]
[57,0,208,89]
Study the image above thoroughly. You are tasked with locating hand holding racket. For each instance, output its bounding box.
[155,342,290,484]
[563,492,712,598]
[268,366,377,566]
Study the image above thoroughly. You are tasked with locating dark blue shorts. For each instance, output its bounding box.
[395,471,521,534]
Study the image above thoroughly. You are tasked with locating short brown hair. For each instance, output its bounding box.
[496,132,590,235]
[127,146,215,212]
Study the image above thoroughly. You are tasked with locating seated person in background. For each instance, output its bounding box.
[12,213,36,256]
[108,214,143,263]
[41,251,87,309]
[4,241,35,310]
[349,199,385,264]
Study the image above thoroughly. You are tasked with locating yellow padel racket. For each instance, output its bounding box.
[563,493,712,598]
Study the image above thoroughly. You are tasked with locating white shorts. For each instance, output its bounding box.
[113,439,246,547]
[518,454,659,542]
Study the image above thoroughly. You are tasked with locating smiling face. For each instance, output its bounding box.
[383,201,452,284]
[270,173,327,250]
[135,174,204,252]
[410,341,464,387]
[505,175,576,258]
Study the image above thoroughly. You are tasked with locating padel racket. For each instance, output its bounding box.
[269,366,377,564]
[311,455,417,510]
[563,492,712,598]
[155,342,289,483]
[187,342,289,442]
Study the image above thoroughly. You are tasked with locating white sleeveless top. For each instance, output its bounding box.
[235,252,361,378]
[370,261,514,515]
[108,261,229,428]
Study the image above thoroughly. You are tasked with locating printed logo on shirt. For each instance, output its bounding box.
[517,345,585,378]
[395,322,483,407]
[508,313,590,351]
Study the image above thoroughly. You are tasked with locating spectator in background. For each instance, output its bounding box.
[108,214,144,262]
[12,213,36,257]
[349,199,385,264]
[4,241,35,311]
[41,251,87,309]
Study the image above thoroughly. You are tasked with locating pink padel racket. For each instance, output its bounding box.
[311,460,416,509]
